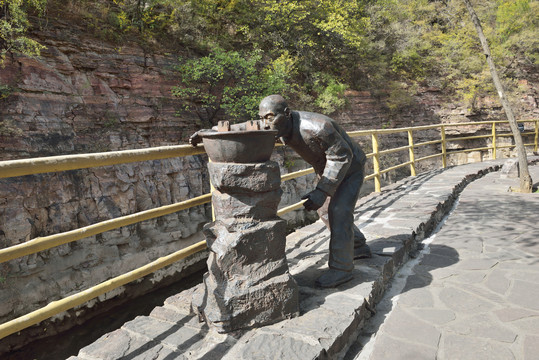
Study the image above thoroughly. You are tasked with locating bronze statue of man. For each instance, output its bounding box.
[190,94,371,288]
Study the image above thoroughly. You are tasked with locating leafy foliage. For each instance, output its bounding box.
[385,81,416,116]
[367,0,538,109]
[312,73,348,114]
[107,0,193,47]
[496,0,539,64]
[172,47,294,125]
[0,81,11,98]
[61,0,206,49]
[0,0,46,65]
[3,0,537,124]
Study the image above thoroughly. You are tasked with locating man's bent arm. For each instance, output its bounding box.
[315,127,353,196]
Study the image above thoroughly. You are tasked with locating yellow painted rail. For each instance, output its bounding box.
[0,118,537,340]
[0,145,206,179]
[0,194,211,264]
[0,241,207,339]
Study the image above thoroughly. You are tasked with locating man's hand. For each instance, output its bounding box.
[301,188,328,211]
[189,131,203,147]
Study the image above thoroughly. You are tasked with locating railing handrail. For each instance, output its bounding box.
[0,241,207,339]
[0,194,211,263]
[0,144,207,179]
[2,119,536,179]
[347,119,536,137]
[0,118,537,340]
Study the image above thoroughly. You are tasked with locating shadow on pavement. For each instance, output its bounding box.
[342,243,460,360]
[403,244,460,292]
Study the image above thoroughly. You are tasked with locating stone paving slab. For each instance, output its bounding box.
[351,159,539,360]
[69,159,524,360]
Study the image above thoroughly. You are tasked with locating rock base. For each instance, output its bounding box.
[193,161,299,332]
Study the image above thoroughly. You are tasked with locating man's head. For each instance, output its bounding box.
[259,95,292,138]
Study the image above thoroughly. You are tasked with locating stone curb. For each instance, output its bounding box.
[71,160,515,360]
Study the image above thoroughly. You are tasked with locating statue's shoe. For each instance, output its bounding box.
[354,244,372,259]
[315,269,353,288]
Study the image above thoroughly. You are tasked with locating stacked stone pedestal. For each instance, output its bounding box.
[193,161,299,333]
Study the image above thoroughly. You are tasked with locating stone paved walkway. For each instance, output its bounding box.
[348,162,539,360]
[69,158,538,360]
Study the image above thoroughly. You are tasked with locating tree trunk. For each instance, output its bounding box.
[463,0,533,192]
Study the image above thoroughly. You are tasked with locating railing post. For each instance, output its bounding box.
[210,183,215,221]
[491,122,497,160]
[535,119,538,152]
[372,133,381,192]
[209,159,215,221]
[441,125,447,168]
[407,129,416,176]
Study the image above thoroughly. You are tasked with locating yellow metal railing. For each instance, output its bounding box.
[0,241,207,338]
[348,119,538,191]
[0,119,537,340]
[0,193,211,263]
[0,145,207,179]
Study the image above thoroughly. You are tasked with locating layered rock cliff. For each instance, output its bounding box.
[0,20,318,352]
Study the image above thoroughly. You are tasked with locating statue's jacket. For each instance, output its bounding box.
[280,111,367,197]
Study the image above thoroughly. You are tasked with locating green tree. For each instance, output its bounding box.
[187,0,372,99]
[172,48,294,126]
[109,0,181,41]
[464,0,533,193]
[0,0,46,66]
[365,0,536,110]
[496,0,538,65]
[312,72,348,114]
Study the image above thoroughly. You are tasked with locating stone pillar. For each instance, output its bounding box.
[193,161,299,333]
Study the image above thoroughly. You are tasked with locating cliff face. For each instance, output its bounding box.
[0,22,193,159]
[0,18,537,352]
[0,21,216,350]
[0,21,317,351]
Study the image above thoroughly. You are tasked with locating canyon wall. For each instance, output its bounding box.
[0,19,537,351]
[0,21,319,351]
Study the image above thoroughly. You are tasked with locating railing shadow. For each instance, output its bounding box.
[120,318,191,360]
[354,168,446,227]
